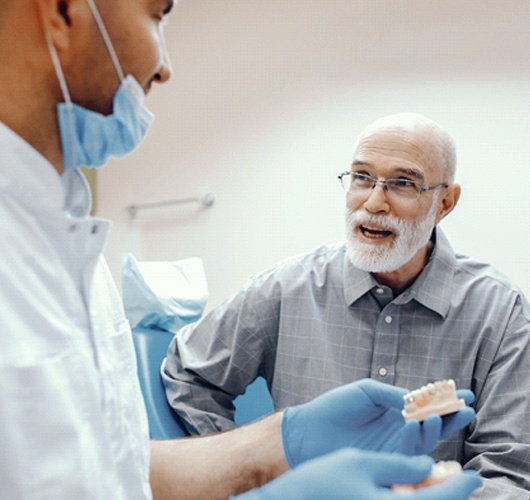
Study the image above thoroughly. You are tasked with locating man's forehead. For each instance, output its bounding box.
[357,126,436,154]
[353,131,440,178]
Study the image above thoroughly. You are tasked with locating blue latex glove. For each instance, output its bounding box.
[234,449,482,500]
[281,379,476,468]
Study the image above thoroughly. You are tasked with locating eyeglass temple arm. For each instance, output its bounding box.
[420,183,449,193]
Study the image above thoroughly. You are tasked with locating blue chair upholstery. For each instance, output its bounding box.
[132,326,274,439]
[132,327,189,438]
[234,376,274,426]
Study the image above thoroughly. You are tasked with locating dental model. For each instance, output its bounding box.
[393,461,462,492]
[402,379,465,422]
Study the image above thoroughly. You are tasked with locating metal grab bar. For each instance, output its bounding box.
[125,194,215,219]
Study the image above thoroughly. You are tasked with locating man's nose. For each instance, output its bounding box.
[362,182,391,214]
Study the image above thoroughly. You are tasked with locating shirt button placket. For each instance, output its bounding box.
[371,307,398,384]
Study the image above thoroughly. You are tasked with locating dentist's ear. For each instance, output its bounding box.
[435,183,461,225]
[35,0,80,50]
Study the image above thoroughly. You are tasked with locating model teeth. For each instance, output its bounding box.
[392,461,462,491]
[402,379,465,422]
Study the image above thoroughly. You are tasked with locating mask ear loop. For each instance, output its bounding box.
[45,32,78,172]
[85,0,125,82]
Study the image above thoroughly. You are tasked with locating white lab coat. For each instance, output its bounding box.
[0,122,151,499]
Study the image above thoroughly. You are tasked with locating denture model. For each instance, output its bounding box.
[402,379,465,422]
[392,461,462,492]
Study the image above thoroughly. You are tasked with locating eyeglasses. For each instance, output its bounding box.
[338,171,448,199]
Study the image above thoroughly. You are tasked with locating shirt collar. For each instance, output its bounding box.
[342,227,456,318]
[61,168,92,218]
[0,121,91,218]
[396,228,455,318]
[343,254,380,305]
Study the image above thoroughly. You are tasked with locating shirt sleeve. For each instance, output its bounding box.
[465,294,530,499]
[161,272,281,434]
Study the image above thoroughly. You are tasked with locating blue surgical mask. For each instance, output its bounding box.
[46,0,154,171]
[55,75,154,171]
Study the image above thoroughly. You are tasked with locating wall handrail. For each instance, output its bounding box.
[125,194,215,219]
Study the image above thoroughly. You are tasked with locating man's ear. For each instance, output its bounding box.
[435,183,461,225]
[35,0,76,50]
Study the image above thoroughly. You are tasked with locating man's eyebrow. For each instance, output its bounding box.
[351,161,426,182]
[351,160,372,169]
[396,168,425,182]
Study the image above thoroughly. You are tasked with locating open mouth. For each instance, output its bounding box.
[359,224,394,240]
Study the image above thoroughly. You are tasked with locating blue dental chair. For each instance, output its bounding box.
[132,326,274,439]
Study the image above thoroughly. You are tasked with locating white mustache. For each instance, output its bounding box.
[346,210,403,237]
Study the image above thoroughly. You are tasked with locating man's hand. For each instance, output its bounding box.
[234,449,482,500]
[281,379,476,467]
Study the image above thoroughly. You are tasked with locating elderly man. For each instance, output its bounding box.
[0,1,483,499]
[164,112,530,498]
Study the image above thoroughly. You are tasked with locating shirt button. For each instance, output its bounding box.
[376,288,384,294]
[378,367,388,377]
[91,225,99,234]
[68,224,77,232]
[385,315,392,323]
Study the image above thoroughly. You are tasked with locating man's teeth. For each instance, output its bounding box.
[360,225,392,238]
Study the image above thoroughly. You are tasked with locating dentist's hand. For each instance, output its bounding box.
[234,449,482,500]
[281,379,475,467]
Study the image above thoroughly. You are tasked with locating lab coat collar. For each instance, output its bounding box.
[0,121,65,214]
[0,121,91,218]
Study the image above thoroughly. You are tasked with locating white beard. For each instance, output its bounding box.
[344,201,438,273]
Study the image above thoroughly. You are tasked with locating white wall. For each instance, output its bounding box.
[97,0,530,310]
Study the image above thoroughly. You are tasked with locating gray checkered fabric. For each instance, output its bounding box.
[163,228,530,498]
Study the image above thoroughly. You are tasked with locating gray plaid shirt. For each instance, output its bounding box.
[163,228,530,498]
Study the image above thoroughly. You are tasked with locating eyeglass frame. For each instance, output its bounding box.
[337,171,449,196]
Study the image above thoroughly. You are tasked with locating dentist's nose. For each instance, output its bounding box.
[153,54,172,84]
[153,33,172,84]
